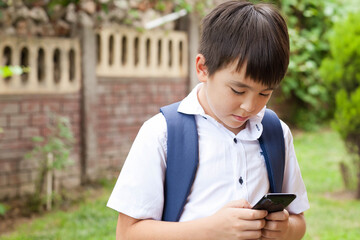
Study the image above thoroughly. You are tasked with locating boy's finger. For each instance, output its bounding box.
[242,219,267,230]
[234,208,268,220]
[237,230,263,239]
[263,218,288,231]
[265,209,289,221]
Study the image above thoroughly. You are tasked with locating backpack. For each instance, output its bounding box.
[160,101,285,222]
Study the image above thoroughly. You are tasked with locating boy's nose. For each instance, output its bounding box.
[240,97,256,113]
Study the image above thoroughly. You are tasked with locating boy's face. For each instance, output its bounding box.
[196,54,274,134]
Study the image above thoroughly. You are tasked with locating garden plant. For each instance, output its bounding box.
[320,11,360,198]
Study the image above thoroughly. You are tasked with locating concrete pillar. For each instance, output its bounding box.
[187,13,201,91]
[80,26,98,183]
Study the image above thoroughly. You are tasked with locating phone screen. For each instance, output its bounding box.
[252,193,296,213]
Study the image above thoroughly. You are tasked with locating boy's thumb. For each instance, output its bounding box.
[225,199,252,209]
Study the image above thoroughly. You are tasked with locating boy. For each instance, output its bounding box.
[107,1,310,239]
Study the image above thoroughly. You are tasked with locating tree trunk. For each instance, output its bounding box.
[357,161,360,199]
[339,162,351,189]
[46,153,54,211]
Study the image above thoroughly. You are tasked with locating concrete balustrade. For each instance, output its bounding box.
[0,26,190,200]
[96,26,188,78]
[0,36,81,94]
[0,27,188,96]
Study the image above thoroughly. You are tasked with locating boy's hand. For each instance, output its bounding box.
[208,199,268,240]
[261,209,290,240]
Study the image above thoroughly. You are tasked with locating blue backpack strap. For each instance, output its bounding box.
[160,102,199,222]
[258,109,285,193]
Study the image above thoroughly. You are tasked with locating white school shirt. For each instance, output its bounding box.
[107,84,310,221]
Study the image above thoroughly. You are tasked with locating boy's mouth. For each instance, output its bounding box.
[232,114,248,122]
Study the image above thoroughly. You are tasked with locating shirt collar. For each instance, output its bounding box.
[178,83,205,116]
[178,83,266,140]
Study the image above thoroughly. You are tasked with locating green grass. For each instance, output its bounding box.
[0,187,118,240]
[294,129,360,240]
[1,128,360,239]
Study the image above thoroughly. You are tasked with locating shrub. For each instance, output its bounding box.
[320,11,360,198]
[272,0,341,129]
[333,89,360,143]
[25,114,75,211]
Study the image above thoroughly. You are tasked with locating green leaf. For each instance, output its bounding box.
[0,66,13,78]
[129,9,139,19]
[155,1,166,12]
[43,143,52,153]
[0,203,7,216]
[101,3,109,13]
[32,136,44,142]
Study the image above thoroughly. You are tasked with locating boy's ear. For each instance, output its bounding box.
[195,54,209,83]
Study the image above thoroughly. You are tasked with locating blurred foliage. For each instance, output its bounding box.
[25,114,75,212]
[0,0,215,32]
[333,90,360,145]
[0,0,109,16]
[320,11,360,148]
[25,114,74,172]
[0,66,30,78]
[320,11,360,198]
[0,202,7,216]
[262,0,342,130]
[0,0,213,15]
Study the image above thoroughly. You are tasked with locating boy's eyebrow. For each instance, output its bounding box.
[230,81,274,91]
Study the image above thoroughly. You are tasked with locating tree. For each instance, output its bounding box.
[263,0,343,129]
[320,11,360,199]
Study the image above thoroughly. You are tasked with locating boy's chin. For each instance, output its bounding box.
[224,122,246,133]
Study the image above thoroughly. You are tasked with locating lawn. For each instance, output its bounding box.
[1,128,360,239]
[294,129,360,240]
[0,184,118,240]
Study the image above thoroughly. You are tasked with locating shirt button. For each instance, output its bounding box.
[239,176,244,185]
[233,138,237,144]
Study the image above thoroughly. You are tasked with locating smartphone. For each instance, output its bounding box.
[252,193,296,213]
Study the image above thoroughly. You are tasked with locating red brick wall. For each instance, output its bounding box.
[96,78,188,177]
[0,78,188,200]
[0,94,82,200]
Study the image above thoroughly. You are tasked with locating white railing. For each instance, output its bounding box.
[0,36,81,94]
[96,26,188,78]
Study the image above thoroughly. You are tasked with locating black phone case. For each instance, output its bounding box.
[252,193,296,213]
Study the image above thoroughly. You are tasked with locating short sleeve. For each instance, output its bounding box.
[107,113,168,220]
[281,121,310,214]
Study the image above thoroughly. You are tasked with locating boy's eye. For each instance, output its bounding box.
[260,93,271,97]
[231,88,245,95]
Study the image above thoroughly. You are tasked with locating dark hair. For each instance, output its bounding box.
[199,0,289,87]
